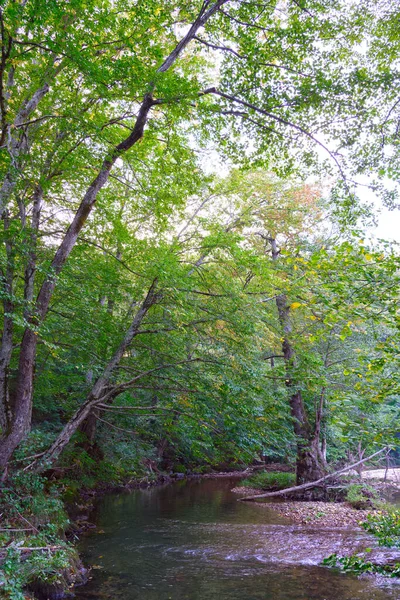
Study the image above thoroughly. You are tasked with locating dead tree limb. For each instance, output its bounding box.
[239,447,388,502]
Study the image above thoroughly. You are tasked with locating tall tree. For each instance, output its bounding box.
[1,0,400,474]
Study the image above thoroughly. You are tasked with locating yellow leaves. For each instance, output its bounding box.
[179,395,192,408]
[364,253,373,261]
[290,302,302,310]
[154,7,162,16]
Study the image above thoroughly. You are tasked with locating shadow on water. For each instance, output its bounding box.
[75,478,400,600]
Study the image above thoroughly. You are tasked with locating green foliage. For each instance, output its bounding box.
[322,509,400,579]
[241,471,296,490]
[362,511,400,547]
[322,552,400,578]
[0,473,76,599]
[345,484,380,510]
[0,543,76,600]
[0,472,68,531]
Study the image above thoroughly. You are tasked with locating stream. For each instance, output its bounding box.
[75,477,400,600]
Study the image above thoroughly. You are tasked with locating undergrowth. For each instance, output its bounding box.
[345,483,383,510]
[0,472,78,600]
[362,511,400,547]
[323,510,400,579]
[240,471,295,490]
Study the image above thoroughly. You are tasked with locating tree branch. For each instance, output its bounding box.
[239,447,389,501]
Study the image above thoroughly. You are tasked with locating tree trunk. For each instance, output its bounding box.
[296,438,326,484]
[270,237,325,484]
[0,213,14,433]
[0,328,37,471]
[79,411,98,447]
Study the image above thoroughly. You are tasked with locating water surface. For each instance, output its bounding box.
[75,477,400,600]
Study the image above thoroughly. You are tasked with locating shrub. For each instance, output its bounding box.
[322,552,400,578]
[345,483,380,510]
[362,511,400,547]
[0,472,75,599]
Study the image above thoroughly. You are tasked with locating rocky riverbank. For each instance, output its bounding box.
[231,485,386,527]
[261,500,384,527]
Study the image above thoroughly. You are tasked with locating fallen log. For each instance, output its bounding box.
[239,447,388,502]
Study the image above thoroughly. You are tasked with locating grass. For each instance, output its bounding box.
[240,471,295,490]
[345,483,382,510]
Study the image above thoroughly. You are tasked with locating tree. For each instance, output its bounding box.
[1,0,400,475]
[209,171,400,482]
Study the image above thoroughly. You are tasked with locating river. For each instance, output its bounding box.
[75,477,400,600]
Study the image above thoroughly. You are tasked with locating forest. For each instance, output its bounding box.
[0,1,399,598]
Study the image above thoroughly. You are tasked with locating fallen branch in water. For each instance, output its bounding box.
[239,447,388,502]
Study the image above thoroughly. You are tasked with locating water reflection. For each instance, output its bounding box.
[75,478,399,600]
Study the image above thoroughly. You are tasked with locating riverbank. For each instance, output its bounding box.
[2,465,398,599]
[231,484,386,527]
[262,499,384,527]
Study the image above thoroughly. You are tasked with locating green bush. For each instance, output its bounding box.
[322,510,400,579]
[322,552,400,578]
[345,483,380,510]
[0,472,75,599]
[362,511,400,547]
[241,471,295,490]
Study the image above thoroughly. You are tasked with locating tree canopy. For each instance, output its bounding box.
[0,0,399,484]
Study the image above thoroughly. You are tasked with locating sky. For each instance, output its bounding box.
[358,178,400,243]
[374,205,400,242]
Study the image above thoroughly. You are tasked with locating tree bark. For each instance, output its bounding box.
[270,237,325,484]
[0,212,14,432]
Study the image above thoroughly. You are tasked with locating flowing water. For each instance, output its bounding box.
[75,477,400,600]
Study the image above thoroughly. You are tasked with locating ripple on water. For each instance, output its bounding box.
[75,478,400,600]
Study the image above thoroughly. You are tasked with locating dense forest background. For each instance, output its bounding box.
[0,0,399,504]
[2,1,400,595]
